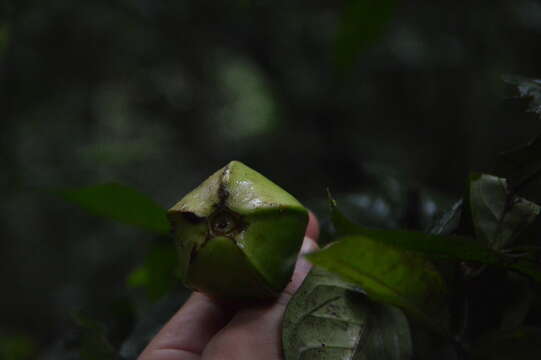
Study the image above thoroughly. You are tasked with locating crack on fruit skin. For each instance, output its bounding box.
[181,211,204,224]
[215,162,231,208]
[202,163,248,240]
[184,169,248,265]
[167,161,309,298]
[185,208,248,265]
[187,209,248,266]
[188,246,198,265]
[217,182,230,209]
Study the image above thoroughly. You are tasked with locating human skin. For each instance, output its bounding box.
[138,212,320,360]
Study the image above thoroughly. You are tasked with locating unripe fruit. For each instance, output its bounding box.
[167,161,309,299]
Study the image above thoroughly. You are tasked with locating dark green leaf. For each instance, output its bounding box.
[307,236,450,336]
[0,334,36,360]
[58,183,169,234]
[282,267,412,360]
[335,0,396,68]
[127,241,179,301]
[472,327,541,360]
[329,195,541,282]
[469,173,540,249]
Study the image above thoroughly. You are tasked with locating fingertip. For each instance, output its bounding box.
[280,236,319,302]
[138,291,230,359]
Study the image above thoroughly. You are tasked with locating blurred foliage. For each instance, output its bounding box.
[0,334,36,360]
[59,183,169,234]
[70,312,117,360]
[336,0,396,68]
[2,0,541,358]
[126,240,178,302]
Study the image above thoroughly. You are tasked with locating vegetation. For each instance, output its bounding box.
[43,77,541,358]
[2,1,541,359]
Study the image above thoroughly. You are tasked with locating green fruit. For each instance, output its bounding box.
[167,161,309,299]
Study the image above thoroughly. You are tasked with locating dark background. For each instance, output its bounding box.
[1,0,541,357]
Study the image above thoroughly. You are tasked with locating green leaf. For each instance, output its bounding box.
[0,335,36,360]
[58,183,169,234]
[307,236,450,336]
[335,0,396,69]
[329,195,541,282]
[330,194,494,262]
[469,173,540,249]
[472,327,541,360]
[127,241,179,301]
[282,267,412,360]
[72,312,118,360]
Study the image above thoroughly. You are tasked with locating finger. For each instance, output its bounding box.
[280,235,319,302]
[138,292,231,360]
[306,211,320,241]
[141,213,321,360]
[202,232,320,360]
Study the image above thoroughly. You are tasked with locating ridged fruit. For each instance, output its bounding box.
[167,161,309,299]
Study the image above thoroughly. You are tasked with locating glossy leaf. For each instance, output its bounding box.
[329,196,541,282]
[469,173,540,249]
[307,236,450,335]
[282,267,412,360]
[59,183,169,234]
[472,327,541,360]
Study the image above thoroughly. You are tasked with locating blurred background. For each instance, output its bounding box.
[1,0,541,358]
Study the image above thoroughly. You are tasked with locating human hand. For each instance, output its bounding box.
[138,212,319,360]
